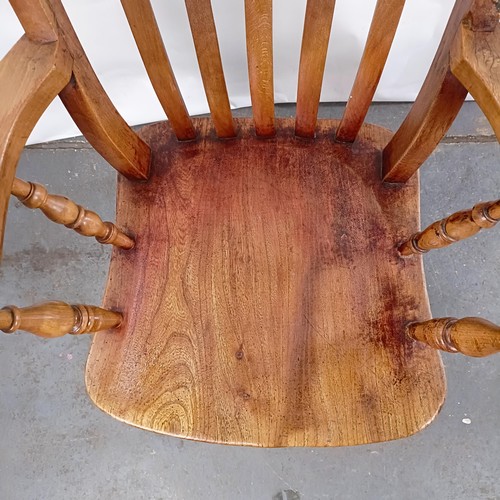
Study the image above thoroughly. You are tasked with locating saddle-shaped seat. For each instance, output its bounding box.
[87,118,443,446]
[0,0,498,447]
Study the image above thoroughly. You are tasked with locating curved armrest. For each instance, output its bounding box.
[0,34,72,259]
[451,1,500,139]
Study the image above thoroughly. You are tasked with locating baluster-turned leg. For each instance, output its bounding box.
[399,199,500,256]
[0,301,122,338]
[407,317,500,357]
[11,178,135,250]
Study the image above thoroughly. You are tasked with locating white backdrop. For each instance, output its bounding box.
[1,0,456,144]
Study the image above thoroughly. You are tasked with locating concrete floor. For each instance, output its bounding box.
[0,103,498,500]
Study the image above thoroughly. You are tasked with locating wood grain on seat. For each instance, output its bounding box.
[86,118,445,447]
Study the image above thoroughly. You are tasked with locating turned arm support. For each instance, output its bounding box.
[399,199,500,256]
[407,317,500,357]
[0,301,122,338]
[11,177,134,250]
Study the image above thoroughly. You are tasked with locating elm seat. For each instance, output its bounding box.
[85,118,445,446]
[0,0,498,448]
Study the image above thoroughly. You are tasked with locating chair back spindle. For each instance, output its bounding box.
[336,0,406,142]
[185,0,236,138]
[295,0,336,139]
[245,0,275,137]
[120,0,196,141]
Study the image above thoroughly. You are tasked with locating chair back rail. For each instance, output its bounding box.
[295,0,336,139]
[185,0,236,138]
[120,0,196,141]
[382,0,474,183]
[245,0,275,137]
[336,0,406,142]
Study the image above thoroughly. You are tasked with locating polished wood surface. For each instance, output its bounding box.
[0,301,122,338]
[49,0,151,180]
[295,0,336,138]
[0,34,71,260]
[382,0,472,182]
[86,118,445,447]
[11,177,135,250]
[120,0,196,141]
[3,0,499,446]
[245,0,275,137]
[450,2,500,140]
[185,0,236,138]
[407,317,500,357]
[336,0,405,142]
[399,199,500,256]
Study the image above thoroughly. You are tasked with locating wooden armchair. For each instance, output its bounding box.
[1,0,499,447]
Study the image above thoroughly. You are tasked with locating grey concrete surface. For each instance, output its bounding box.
[0,103,498,500]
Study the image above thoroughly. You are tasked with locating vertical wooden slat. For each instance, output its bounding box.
[184,0,236,138]
[121,0,196,141]
[382,0,473,183]
[336,0,405,142]
[295,0,335,139]
[244,0,275,137]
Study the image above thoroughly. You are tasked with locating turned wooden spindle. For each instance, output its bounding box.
[399,199,500,256]
[0,301,122,338]
[11,178,134,249]
[407,317,500,357]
